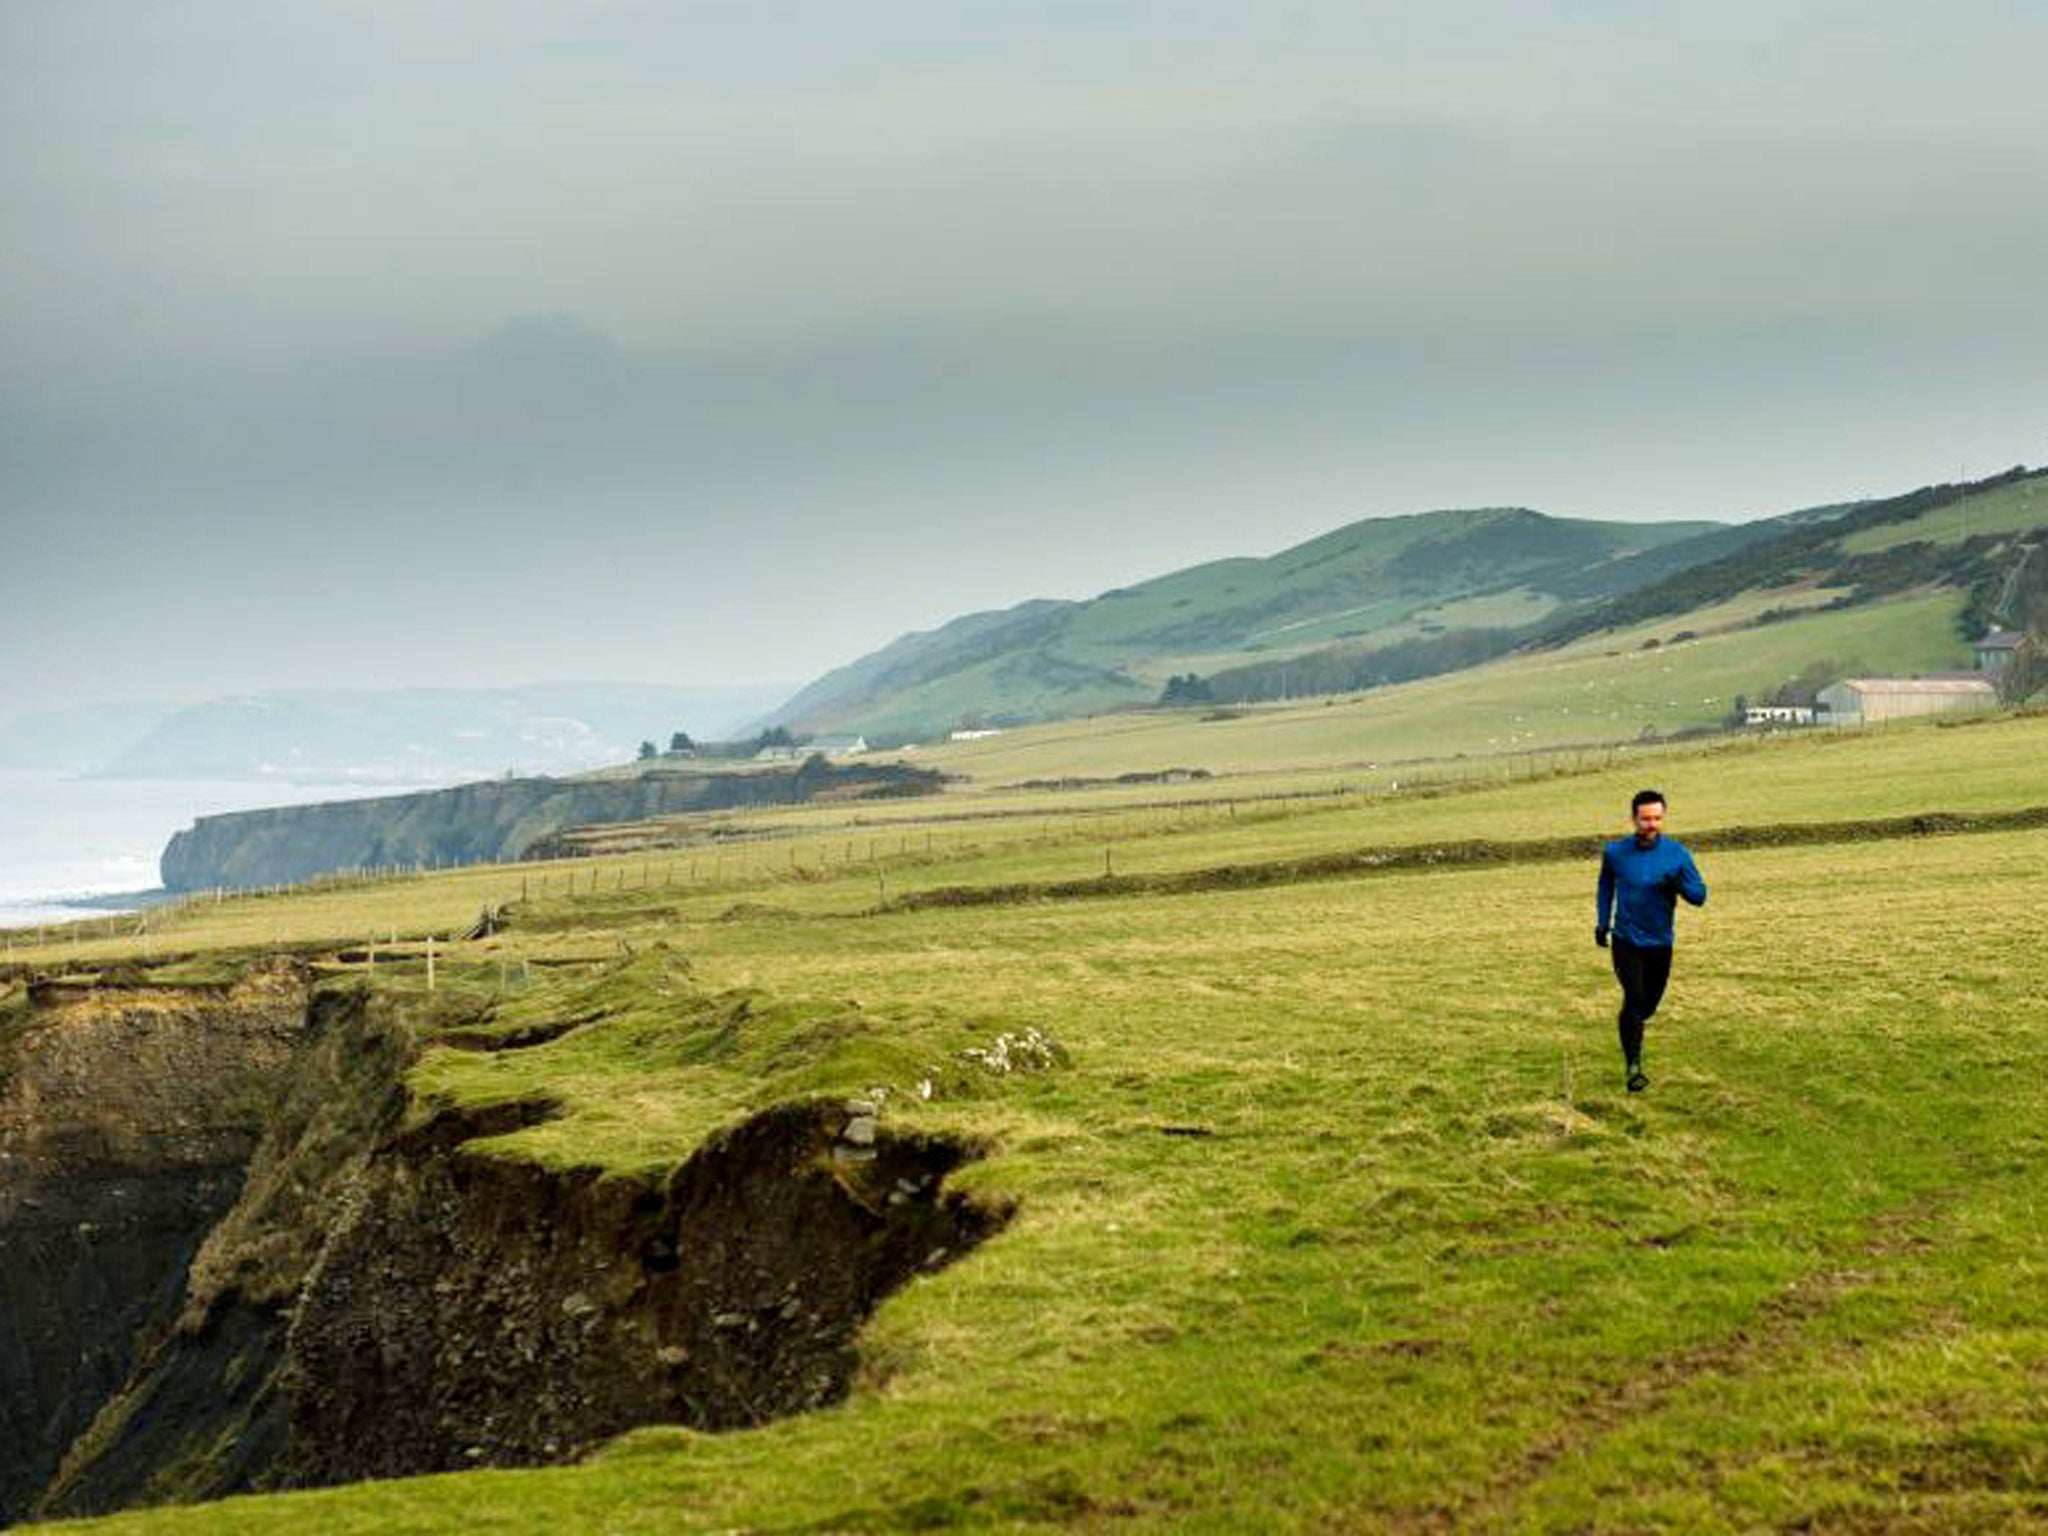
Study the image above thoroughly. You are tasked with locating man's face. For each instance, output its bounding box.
[1632,800,1666,843]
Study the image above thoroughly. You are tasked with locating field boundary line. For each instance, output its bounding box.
[882,805,2048,912]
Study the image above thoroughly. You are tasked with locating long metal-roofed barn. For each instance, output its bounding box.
[1815,676,1997,726]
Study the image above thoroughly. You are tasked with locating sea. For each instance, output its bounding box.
[0,771,436,931]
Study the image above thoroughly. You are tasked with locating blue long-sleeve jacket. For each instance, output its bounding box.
[1597,835,1706,947]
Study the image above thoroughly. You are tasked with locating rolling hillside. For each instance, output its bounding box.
[763,468,2045,741]
[761,507,1727,740]
[1536,465,2047,649]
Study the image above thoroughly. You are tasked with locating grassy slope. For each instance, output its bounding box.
[1096,470,2045,715]
[1837,474,2048,554]
[806,651,1144,746]
[1044,509,1708,660]
[1133,586,1574,687]
[890,588,1968,785]
[771,471,2038,745]
[1539,470,2048,653]
[19,710,2048,1534]
[773,510,1719,736]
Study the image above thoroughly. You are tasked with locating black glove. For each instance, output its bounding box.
[1595,926,1610,949]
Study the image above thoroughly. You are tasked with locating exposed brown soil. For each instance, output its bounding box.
[277,1098,1009,1485]
[0,960,315,1522]
[2,966,1013,1523]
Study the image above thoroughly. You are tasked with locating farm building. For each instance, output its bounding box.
[1973,628,2024,671]
[806,734,869,758]
[1744,705,1815,727]
[1815,677,1997,726]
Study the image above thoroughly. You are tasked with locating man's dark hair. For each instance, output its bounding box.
[1631,788,1667,813]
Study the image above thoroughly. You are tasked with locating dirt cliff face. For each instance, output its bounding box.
[278,1099,1005,1484]
[1,962,1010,1524]
[0,961,313,1523]
[30,975,418,1520]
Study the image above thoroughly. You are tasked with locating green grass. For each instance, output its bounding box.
[1040,508,1691,668]
[1137,585,1568,678]
[11,708,2046,973]
[786,481,2016,744]
[21,707,2048,1533]
[537,712,2048,926]
[403,947,1039,1177]
[893,589,1970,784]
[1837,475,2048,554]
[1409,584,1562,632]
[883,710,2048,892]
[43,820,2048,1533]
[789,508,1722,738]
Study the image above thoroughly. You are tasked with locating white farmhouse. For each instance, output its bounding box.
[806,734,869,758]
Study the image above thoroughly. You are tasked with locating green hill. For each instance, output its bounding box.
[762,468,2046,743]
[763,507,1724,740]
[1536,465,2047,650]
[1188,468,2047,707]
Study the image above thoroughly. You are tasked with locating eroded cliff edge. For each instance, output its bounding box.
[0,961,1008,1525]
[0,962,315,1521]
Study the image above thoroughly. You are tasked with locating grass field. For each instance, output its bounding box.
[1837,475,2048,555]
[14,704,2048,1534]
[9,711,2044,970]
[1126,588,1572,690]
[884,589,1968,785]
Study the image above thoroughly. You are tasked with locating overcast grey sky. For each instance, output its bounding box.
[4,1,2044,718]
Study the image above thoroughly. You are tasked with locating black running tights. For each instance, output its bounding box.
[1611,939,1673,1065]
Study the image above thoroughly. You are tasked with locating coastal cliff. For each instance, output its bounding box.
[0,961,1006,1523]
[0,962,319,1521]
[159,759,941,892]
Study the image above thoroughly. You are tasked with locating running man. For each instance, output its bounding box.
[1596,789,1707,1093]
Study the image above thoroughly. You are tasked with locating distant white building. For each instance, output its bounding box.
[806,734,869,758]
[1816,677,1997,726]
[1743,705,1815,727]
[948,727,1004,741]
